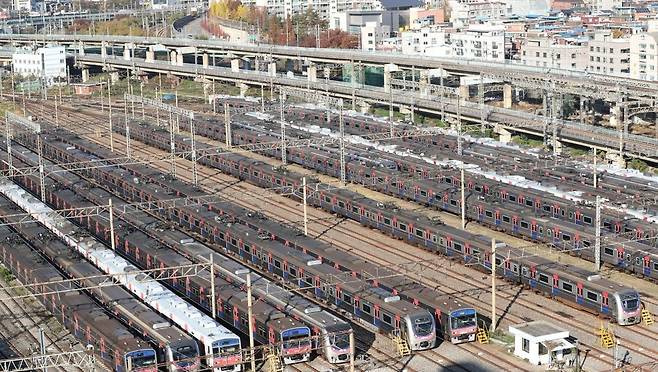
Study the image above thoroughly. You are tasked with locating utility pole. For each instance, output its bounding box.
[39,328,46,372]
[5,115,11,177]
[349,331,355,372]
[461,163,466,230]
[190,117,198,186]
[491,238,497,332]
[593,147,598,189]
[280,92,286,165]
[124,95,131,158]
[169,110,176,177]
[261,85,265,113]
[389,89,394,138]
[140,82,145,120]
[303,177,308,236]
[224,102,231,148]
[108,80,114,152]
[246,272,256,372]
[108,198,115,251]
[595,195,601,271]
[339,107,346,185]
[210,254,216,318]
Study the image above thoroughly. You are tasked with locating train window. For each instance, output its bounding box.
[399,223,407,231]
[586,291,599,302]
[415,229,424,238]
[521,267,529,276]
[475,186,482,193]
[431,234,437,243]
[561,282,573,293]
[453,242,462,252]
[502,215,510,223]
[450,199,458,207]
[352,206,359,213]
[444,177,452,184]
[538,273,549,284]
[509,195,516,202]
[324,196,331,203]
[231,238,237,246]
[562,234,571,242]
[561,210,565,216]
[473,249,481,257]
[338,201,345,208]
[603,221,612,229]
[343,293,352,304]
[495,257,503,266]
[362,303,371,314]
[626,254,631,262]
[275,179,281,185]
[583,240,591,248]
[485,210,493,218]
[520,221,529,229]
[635,257,641,265]
[543,206,551,212]
[526,200,533,207]
[604,248,614,256]
[654,263,658,271]
[290,268,297,277]
[383,217,391,226]
[382,313,392,325]
[274,260,281,269]
[539,227,544,234]
[420,190,427,197]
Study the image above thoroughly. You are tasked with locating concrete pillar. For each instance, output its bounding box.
[101,41,107,59]
[359,101,371,114]
[580,97,586,124]
[109,71,120,84]
[123,44,131,61]
[503,84,513,109]
[383,63,398,94]
[459,84,470,99]
[419,71,429,97]
[494,125,512,144]
[307,64,317,82]
[81,68,89,83]
[170,50,177,65]
[78,42,85,56]
[237,82,249,97]
[202,53,209,68]
[268,62,276,77]
[176,52,184,67]
[231,59,240,73]
[609,104,621,129]
[145,50,155,63]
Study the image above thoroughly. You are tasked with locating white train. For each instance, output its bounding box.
[0,180,242,372]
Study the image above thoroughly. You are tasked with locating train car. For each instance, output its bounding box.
[0,179,243,372]
[4,144,353,366]
[0,197,201,372]
[0,202,158,372]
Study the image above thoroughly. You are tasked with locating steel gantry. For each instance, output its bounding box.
[0,351,96,372]
[5,112,45,200]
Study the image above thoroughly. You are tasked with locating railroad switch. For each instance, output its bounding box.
[641,309,654,326]
[476,327,490,344]
[597,323,615,349]
[393,335,411,357]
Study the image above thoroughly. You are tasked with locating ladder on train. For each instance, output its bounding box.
[641,309,655,326]
[476,327,490,344]
[597,323,615,348]
[393,335,411,357]
[265,348,283,372]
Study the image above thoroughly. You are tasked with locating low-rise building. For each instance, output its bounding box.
[629,32,658,81]
[509,320,577,368]
[12,45,66,85]
[13,0,32,11]
[401,24,505,61]
[520,34,588,70]
[587,31,630,76]
[448,0,509,28]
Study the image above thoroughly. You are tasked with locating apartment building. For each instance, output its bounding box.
[520,35,588,70]
[587,31,630,76]
[448,0,509,28]
[629,32,658,81]
[401,24,505,61]
[244,0,414,20]
[12,45,66,85]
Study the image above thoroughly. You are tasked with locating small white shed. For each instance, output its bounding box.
[509,320,577,368]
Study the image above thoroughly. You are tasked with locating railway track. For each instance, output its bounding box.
[21,99,658,369]
[21,101,532,371]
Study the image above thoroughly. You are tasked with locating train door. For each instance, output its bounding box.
[576,283,584,304]
[354,296,361,317]
[575,210,582,225]
[601,292,609,314]
[616,247,625,267]
[314,276,322,298]
[374,305,381,327]
[512,216,519,233]
[267,253,273,272]
[643,256,651,276]
[495,210,501,226]
[529,266,537,288]
[552,274,559,296]
[476,205,484,222]
[283,261,289,280]
[336,285,342,306]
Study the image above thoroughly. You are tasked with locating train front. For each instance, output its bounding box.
[321,324,353,363]
[447,308,478,344]
[167,340,201,371]
[124,348,158,372]
[405,310,436,350]
[280,326,313,364]
[211,338,243,372]
[614,290,642,325]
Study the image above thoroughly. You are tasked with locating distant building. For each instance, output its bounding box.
[13,0,32,11]
[629,32,658,81]
[240,0,422,20]
[12,45,66,86]
[331,9,397,51]
[448,0,509,28]
[520,34,588,70]
[587,31,630,76]
[402,24,506,61]
[509,320,577,367]
[592,0,622,12]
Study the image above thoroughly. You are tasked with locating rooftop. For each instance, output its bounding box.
[509,320,567,338]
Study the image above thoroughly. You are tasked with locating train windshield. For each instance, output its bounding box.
[450,314,477,329]
[125,349,157,370]
[282,328,311,350]
[213,338,241,356]
[173,345,198,362]
[622,298,639,311]
[413,317,433,336]
[330,334,350,350]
